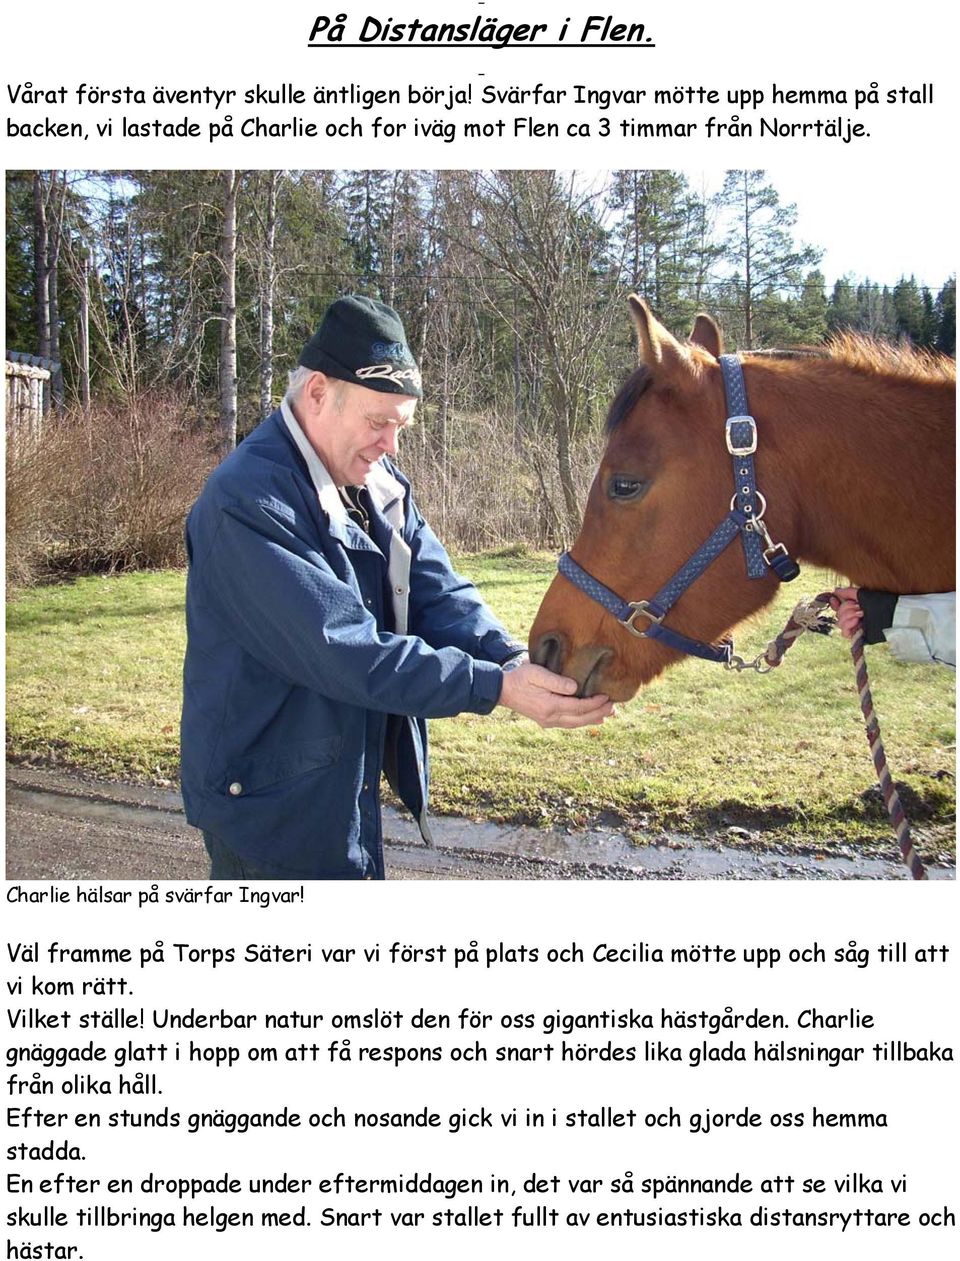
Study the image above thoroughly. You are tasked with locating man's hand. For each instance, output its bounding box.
[830,585,863,640]
[498,662,614,728]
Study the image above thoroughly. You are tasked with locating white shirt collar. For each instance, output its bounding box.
[280,397,347,523]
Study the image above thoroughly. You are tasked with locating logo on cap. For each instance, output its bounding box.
[356,363,423,391]
[371,340,416,365]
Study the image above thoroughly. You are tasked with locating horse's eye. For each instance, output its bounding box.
[608,476,647,502]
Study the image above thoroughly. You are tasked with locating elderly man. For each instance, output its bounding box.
[181,296,612,879]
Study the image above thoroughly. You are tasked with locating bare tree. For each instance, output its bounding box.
[47,172,68,412]
[449,171,619,533]
[219,171,242,455]
[256,171,280,419]
[75,247,91,411]
[33,173,51,412]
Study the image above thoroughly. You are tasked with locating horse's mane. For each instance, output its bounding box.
[745,334,955,383]
[606,332,953,435]
[605,364,652,432]
[825,333,955,382]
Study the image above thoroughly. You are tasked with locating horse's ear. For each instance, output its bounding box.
[690,313,723,359]
[628,295,687,370]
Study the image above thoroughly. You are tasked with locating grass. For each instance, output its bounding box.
[7,571,185,782]
[6,555,955,850]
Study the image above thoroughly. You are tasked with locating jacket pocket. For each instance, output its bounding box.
[215,736,341,797]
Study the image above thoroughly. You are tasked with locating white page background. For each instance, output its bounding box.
[2,3,956,1258]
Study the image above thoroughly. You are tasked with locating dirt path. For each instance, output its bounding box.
[5,765,954,882]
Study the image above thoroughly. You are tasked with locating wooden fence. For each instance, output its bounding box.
[5,356,51,453]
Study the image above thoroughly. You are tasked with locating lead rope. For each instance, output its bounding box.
[757,592,928,880]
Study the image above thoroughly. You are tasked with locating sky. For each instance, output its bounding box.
[80,169,954,294]
[695,168,955,292]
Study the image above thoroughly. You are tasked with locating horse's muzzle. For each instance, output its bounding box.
[531,634,612,698]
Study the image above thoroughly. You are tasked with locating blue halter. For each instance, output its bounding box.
[558,355,800,666]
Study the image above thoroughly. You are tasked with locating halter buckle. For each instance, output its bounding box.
[619,600,664,638]
[725,415,757,456]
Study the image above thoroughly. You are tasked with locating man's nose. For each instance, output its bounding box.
[378,426,399,456]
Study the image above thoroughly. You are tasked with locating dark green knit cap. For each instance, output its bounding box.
[298,295,422,398]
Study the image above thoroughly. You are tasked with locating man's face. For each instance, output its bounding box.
[299,375,417,487]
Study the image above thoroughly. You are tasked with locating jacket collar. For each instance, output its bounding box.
[365,458,406,519]
[280,397,347,524]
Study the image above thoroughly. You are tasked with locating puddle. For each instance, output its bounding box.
[383,805,953,881]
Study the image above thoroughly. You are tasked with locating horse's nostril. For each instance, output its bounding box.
[531,633,564,674]
[578,648,613,698]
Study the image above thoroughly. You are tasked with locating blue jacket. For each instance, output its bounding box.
[181,407,521,879]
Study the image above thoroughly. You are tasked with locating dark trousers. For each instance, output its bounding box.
[202,832,287,880]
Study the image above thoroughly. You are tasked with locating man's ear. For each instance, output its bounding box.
[302,370,330,411]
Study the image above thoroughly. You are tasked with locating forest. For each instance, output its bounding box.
[6,168,956,581]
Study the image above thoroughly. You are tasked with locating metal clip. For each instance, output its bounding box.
[751,516,801,581]
[763,540,788,564]
[724,652,774,675]
[752,511,776,550]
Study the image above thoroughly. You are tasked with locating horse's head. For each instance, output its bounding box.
[530,297,780,700]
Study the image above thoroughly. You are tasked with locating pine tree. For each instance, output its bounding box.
[5,172,38,353]
[719,170,822,348]
[827,276,860,332]
[607,170,721,331]
[934,277,956,355]
[892,276,926,343]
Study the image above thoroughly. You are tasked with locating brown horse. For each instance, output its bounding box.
[530,297,955,700]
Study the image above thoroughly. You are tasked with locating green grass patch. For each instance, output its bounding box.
[6,556,955,848]
[7,572,185,782]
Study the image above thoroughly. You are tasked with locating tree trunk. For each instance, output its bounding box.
[258,171,279,419]
[219,171,241,456]
[512,291,523,441]
[33,173,51,413]
[556,425,579,533]
[79,252,91,412]
[550,373,579,533]
[386,171,399,306]
[743,178,754,349]
[48,172,65,412]
[632,171,642,289]
[543,315,582,534]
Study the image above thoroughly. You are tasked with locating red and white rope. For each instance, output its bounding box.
[761,592,927,880]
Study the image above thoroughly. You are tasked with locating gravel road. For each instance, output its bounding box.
[5,765,954,882]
